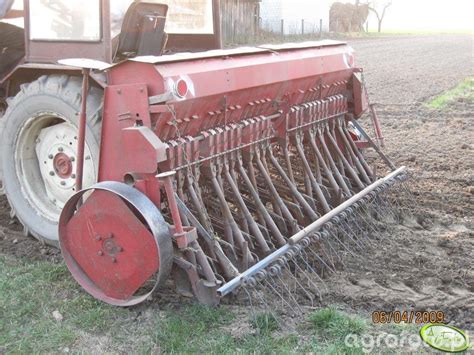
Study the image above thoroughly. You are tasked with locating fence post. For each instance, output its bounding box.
[281,19,284,36]
[320,18,323,38]
[233,19,237,43]
[302,19,305,35]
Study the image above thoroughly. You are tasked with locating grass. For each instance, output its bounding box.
[426,77,474,109]
[0,255,421,354]
[308,307,368,354]
[364,29,473,35]
[0,256,126,353]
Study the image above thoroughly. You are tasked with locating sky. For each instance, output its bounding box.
[364,0,473,31]
[5,0,474,32]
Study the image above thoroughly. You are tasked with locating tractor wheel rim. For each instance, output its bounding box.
[15,112,96,222]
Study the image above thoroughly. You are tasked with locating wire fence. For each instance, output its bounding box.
[221,1,331,46]
[260,19,324,36]
[224,18,328,46]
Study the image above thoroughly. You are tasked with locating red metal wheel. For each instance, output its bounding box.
[59,182,173,306]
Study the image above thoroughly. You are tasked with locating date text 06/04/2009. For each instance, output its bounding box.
[372,311,445,324]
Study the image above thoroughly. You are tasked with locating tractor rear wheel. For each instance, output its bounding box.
[0,75,102,246]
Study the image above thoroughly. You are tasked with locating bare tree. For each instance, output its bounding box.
[369,0,392,33]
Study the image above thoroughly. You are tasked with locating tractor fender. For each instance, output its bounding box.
[2,64,107,98]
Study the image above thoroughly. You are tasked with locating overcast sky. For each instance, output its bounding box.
[6,0,474,32]
[365,0,473,31]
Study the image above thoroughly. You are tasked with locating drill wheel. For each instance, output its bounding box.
[59,182,173,306]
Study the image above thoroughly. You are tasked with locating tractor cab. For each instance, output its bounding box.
[25,0,221,63]
[0,0,222,84]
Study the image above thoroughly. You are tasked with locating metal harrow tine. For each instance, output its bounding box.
[326,222,359,258]
[271,270,305,315]
[212,166,407,316]
[300,262,328,296]
[305,240,337,274]
[341,210,374,248]
[278,260,317,305]
[333,215,366,251]
[320,230,344,266]
[299,246,328,289]
[262,275,302,315]
[247,279,284,330]
[292,255,324,301]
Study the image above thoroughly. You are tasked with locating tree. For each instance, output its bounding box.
[368,0,392,33]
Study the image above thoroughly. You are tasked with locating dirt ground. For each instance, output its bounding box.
[1,34,473,332]
[323,34,474,331]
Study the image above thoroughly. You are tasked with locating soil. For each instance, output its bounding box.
[323,33,474,331]
[1,34,473,331]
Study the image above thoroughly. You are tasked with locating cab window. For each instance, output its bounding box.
[29,0,101,41]
[160,0,214,34]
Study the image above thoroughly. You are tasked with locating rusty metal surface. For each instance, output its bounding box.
[54,39,404,306]
[121,40,346,65]
[107,42,354,141]
[59,181,173,306]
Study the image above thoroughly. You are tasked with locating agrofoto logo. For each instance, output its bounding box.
[419,324,470,353]
[344,324,470,353]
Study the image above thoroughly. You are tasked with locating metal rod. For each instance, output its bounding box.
[350,118,396,171]
[75,68,90,194]
[157,171,184,234]
[369,104,385,148]
[218,244,291,297]
[289,166,405,244]
[294,133,331,213]
[216,166,406,297]
[175,194,240,278]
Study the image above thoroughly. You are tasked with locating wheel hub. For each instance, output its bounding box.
[59,182,173,306]
[53,153,73,179]
[34,121,95,212]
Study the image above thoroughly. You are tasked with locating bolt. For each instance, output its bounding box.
[60,181,66,186]
[117,89,122,94]
[111,257,117,263]
[108,233,114,239]
[85,156,90,160]
[48,154,54,159]
[95,235,102,241]
[71,174,76,179]
[97,251,103,256]
[58,147,64,152]
[70,157,75,162]
[49,171,55,176]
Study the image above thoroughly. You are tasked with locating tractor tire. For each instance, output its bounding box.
[0,75,102,246]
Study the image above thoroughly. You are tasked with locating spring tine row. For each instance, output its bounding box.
[236,174,407,320]
[163,93,409,311]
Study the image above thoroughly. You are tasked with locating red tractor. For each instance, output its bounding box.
[0,0,403,307]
